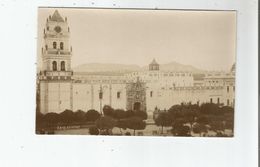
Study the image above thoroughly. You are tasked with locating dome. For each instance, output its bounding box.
[150,58,159,65]
[149,59,159,71]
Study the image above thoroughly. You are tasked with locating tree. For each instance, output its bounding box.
[95,116,116,135]
[154,112,171,134]
[113,109,126,120]
[181,104,199,133]
[134,110,148,120]
[200,103,220,115]
[221,106,234,132]
[125,110,135,118]
[44,112,60,126]
[74,110,86,123]
[209,121,225,133]
[117,119,128,134]
[59,109,74,125]
[221,106,234,113]
[89,126,99,135]
[172,125,190,136]
[85,109,101,122]
[168,104,182,113]
[36,111,44,130]
[103,105,114,117]
[193,116,209,136]
[125,132,131,136]
[112,109,126,133]
[125,117,146,136]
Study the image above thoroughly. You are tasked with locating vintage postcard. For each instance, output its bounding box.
[36,8,236,137]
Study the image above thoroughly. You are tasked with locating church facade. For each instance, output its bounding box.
[37,10,235,115]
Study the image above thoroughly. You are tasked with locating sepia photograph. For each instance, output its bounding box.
[36,8,236,137]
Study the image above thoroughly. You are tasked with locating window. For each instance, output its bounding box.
[233,86,235,92]
[52,61,57,71]
[61,61,65,71]
[99,92,103,99]
[227,86,229,93]
[47,26,49,31]
[60,42,64,50]
[227,99,230,106]
[217,98,220,104]
[45,45,48,50]
[150,91,153,97]
[53,42,57,49]
[210,98,213,103]
[117,92,121,99]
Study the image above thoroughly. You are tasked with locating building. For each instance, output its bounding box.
[37,10,235,115]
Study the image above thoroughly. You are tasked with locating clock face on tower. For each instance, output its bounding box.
[54,26,62,33]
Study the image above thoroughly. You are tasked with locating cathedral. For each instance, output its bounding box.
[37,10,235,115]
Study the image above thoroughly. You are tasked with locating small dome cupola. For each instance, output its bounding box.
[230,63,235,72]
[149,58,159,71]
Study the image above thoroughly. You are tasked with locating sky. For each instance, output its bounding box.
[37,8,236,71]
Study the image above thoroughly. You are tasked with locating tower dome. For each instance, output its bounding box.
[149,59,159,71]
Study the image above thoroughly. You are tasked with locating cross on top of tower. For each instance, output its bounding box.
[50,10,65,22]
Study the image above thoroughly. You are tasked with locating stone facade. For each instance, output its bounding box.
[37,10,235,115]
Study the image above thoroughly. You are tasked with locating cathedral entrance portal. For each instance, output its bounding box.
[126,77,146,111]
[133,102,141,111]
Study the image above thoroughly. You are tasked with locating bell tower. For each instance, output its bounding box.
[41,10,72,78]
[39,10,73,114]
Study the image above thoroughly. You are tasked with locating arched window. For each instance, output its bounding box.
[117,92,121,99]
[53,42,57,49]
[99,92,103,100]
[150,91,153,97]
[60,42,64,50]
[45,45,48,50]
[61,61,65,71]
[52,61,57,71]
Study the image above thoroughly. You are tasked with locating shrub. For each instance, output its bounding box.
[89,126,99,135]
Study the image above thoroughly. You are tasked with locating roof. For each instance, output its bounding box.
[193,73,205,80]
[150,59,159,65]
[50,10,64,22]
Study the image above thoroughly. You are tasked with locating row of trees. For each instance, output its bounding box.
[154,103,234,137]
[36,105,148,135]
[36,109,101,130]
